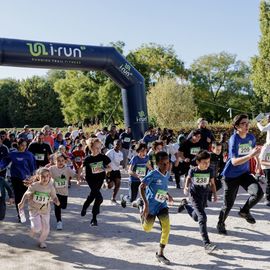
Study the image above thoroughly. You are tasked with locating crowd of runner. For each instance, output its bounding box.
[0,114,270,265]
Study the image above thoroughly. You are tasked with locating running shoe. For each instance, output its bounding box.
[81,208,87,217]
[217,222,227,235]
[56,221,63,230]
[137,198,144,214]
[204,243,216,254]
[238,209,256,224]
[120,194,127,208]
[90,219,98,226]
[155,252,170,265]
[178,198,188,213]
[111,199,117,205]
[39,242,47,249]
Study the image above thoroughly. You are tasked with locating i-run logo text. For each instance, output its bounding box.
[26,42,85,58]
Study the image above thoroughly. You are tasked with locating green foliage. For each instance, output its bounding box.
[147,76,197,129]
[18,76,64,126]
[127,43,186,89]
[0,79,20,127]
[54,71,99,124]
[251,1,270,111]
[98,79,123,125]
[190,52,256,121]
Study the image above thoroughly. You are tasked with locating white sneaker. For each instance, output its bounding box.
[56,221,63,230]
[39,242,47,249]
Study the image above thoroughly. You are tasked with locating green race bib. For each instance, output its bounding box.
[135,166,146,177]
[238,143,252,156]
[193,173,210,186]
[90,161,104,174]
[190,147,200,155]
[155,189,167,203]
[54,177,67,188]
[33,191,50,204]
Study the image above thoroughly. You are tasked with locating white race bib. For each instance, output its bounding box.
[193,173,210,186]
[155,189,167,203]
[123,137,131,143]
[33,191,50,204]
[75,156,82,162]
[238,144,252,156]
[266,153,270,161]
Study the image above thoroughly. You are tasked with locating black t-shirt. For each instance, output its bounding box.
[105,133,119,149]
[28,142,52,168]
[83,153,111,181]
[179,139,201,161]
[188,167,214,197]
[120,132,132,149]
[210,152,225,179]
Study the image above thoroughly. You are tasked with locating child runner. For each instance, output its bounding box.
[139,151,173,265]
[147,140,164,170]
[18,168,60,248]
[120,142,150,208]
[217,114,264,235]
[79,138,111,226]
[208,142,225,202]
[105,140,123,205]
[178,150,217,253]
[0,177,14,220]
[49,153,76,230]
[72,143,85,183]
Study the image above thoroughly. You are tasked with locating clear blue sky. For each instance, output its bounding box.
[0,0,261,79]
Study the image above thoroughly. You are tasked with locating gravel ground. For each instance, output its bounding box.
[1,174,270,270]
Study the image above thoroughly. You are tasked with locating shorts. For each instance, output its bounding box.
[106,170,121,183]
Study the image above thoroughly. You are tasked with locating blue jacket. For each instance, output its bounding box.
[0,150,36,180]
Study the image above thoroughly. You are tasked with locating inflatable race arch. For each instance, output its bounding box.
[0,38,148,139]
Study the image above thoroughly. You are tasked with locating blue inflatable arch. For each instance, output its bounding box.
[0,38,148,139]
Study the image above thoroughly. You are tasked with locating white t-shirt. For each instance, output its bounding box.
[106,149,123,171]
[71,130,79,140]
[259,143,270,169]
[168,143,179,162]
[96,132,106,147]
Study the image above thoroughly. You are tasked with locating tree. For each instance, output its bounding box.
[147,76,196,129]
[251,0,270,111]
[189,52,255,121]
[127,43,186,89]
[54,71,99,124]
[0,79,20,127]
[17,76,64,127]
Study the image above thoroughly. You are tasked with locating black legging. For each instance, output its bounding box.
[82,178,104,217]
[54,194,68,222]
[11,177,28,216]
[218,172,264,224]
